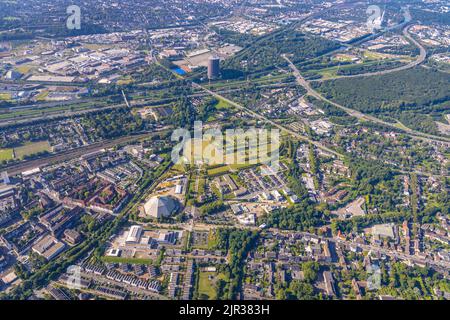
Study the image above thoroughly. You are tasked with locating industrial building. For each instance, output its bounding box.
[32,235,66,261]
[207,56,220,79]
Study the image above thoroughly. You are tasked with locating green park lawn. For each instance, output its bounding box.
[0,148,14,161]
[14,141,51,159]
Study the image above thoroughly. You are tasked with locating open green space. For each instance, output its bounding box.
[14,141,51,159]
[0,93,12,101]
[311,58,408,79]
[207,165,231,176]
[101,256,154,265]
[198,272,228,300]
[35,91,49,101]
[313,67,450,135]
[215,99,232,110]
[0,148,13,161]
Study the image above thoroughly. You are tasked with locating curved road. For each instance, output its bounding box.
[311,26,427,82]
[283,55,450,145]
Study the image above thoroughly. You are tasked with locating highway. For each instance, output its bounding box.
[311,26,427,82]
[0,81,295,128]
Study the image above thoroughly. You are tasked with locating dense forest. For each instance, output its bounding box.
[223,31,340,76]
[412,8,450,25]
[263,203,327,232]
[80,107,150,140]
[335,60,407,76]
[211,27,257,48]
[305,95,358,125]
[313,67,450,134]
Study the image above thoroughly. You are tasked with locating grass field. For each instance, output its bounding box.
[215,99,232,110]
[0,148,13,161]
[198,272,216,299]
[207,163,259,176]
[101,256,153,265]
[198,272,228,300]
[35,91,49,101]
[183,138,225,166]
[181,132,276,175]
[362,50,389,61]
[14,141,51,159]
[0,93,12,101]
[312,58,407,79]
[229,163,257,171]
[332,53,357,62]
[207,165,231,176]
[16,65,33,74]
[117,76,133,85]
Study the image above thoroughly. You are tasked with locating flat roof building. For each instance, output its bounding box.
[64,229,82,245]
[32,235,65,260]
[126,225,143,243]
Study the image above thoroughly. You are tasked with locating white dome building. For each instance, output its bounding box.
[143,196,179,218]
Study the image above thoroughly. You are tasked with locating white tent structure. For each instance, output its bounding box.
[143,196,179,218]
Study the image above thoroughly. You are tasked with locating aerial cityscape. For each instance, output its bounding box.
[0,0,449,304]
